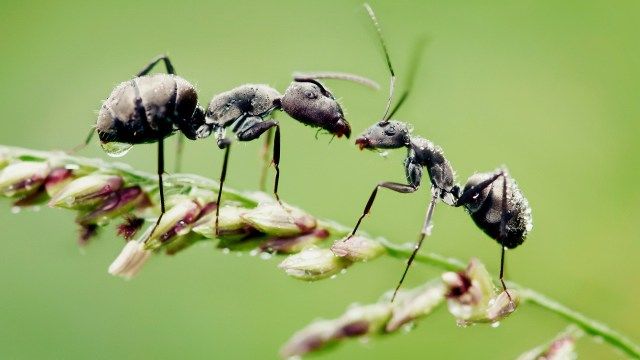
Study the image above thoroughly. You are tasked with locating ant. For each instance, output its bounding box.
[90,55,208,243]
[86,55,378,242]
[202,72,378,234]
[347,4,533,302]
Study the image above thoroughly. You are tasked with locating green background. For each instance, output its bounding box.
[0,0,638,358]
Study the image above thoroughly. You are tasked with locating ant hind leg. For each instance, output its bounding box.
[136,55,176,77]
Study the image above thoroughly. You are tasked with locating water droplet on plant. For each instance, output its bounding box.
[10,206,21,214]
[401,322,415,333]
[221,248,230,255]
[456,320,470,328]
[491,321,500,328]
[340,268,347,275]
[330,274,337,280]
[101,142,133,158]
[259,252,272,260]
[249,249,259,257]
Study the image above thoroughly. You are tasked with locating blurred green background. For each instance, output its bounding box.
[0,0,638,358]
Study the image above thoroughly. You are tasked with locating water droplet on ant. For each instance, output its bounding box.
[101,142,133,158]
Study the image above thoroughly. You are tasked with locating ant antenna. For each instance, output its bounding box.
[364,3,395,122]
[293,72,380,90]
[386,37,428,119]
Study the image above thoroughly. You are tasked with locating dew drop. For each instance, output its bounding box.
[101,142,133,158]
[221,248,230,255]
[249,249,259,257]
[340,268,347,275]
[10,206,21,214]
[456,320,470,328]
[330,274,337,280]
[401,322,415,333]
[259,252,272,260]
[491,321,500,328]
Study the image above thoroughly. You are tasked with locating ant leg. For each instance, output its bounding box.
[214,140,231,236]
[391,188,440,302]
[68,126,96,154]
[235,118,281,203]
[498,175,513,301]
[272,125,282,205]
[143,137,167,243]
[454,170,505,207]
[136,55,175,77]
[259,127,274,191]
[348,181,418,239]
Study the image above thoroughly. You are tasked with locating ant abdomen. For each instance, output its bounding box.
[97,74,200,144]
[462,171,532,249]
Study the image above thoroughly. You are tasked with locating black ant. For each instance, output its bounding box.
[85,55,378,242]
[347,4,533,302]
[202,72,378,234]
[92,55,207,243]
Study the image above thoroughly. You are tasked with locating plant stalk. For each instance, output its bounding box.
[1,145,637,358]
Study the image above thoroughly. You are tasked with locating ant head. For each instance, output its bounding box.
[280,79,351,138]
[355,120,410,150]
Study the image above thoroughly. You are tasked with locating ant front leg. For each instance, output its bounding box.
[214,132,232,236]
[235,117,282,204]
[391,187,440,302]
[348,154,422,239]
[259,127,274,191]
[347,181,418,239]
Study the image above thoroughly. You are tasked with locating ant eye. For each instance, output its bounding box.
[384,126,396,136]
[305,91,318,100]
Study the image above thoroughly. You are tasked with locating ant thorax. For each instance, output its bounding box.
[409,136,458,200]
[409,137,448,169]
[206,84,282,128]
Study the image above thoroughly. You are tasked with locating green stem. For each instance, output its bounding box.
[1,145,638,358]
